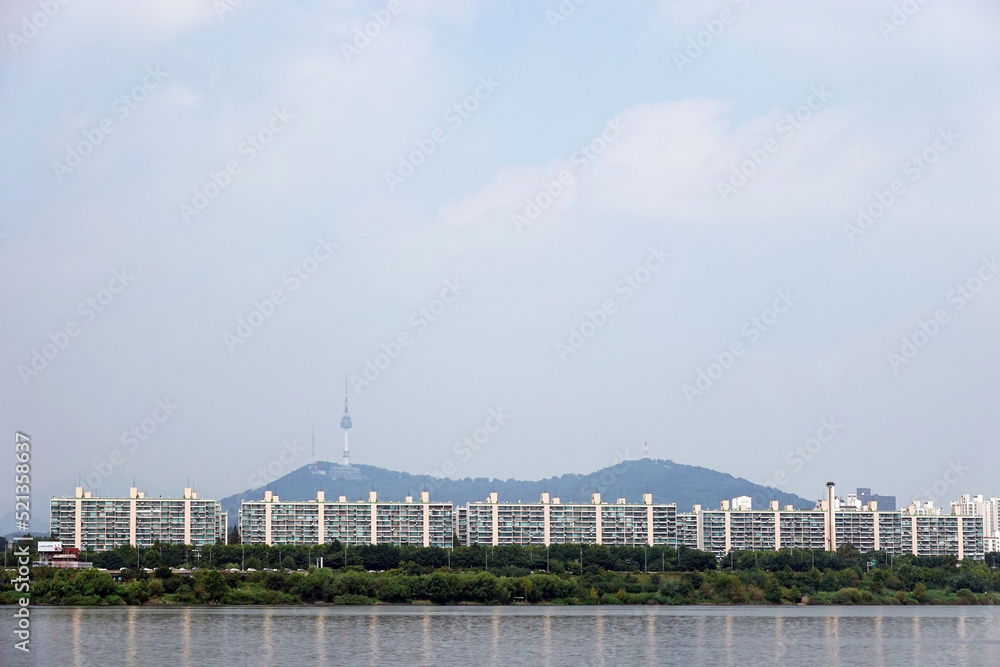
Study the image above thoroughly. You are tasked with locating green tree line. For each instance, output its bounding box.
[3,540,1000,606]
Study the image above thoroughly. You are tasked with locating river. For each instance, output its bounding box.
[2,605,999,666]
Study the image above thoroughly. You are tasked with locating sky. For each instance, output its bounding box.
[2,0,999,530]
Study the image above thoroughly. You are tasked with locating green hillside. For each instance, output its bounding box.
[220,459,815,526]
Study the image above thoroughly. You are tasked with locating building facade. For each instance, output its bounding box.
[462,493,678,547]
[238,490,453,548]
[49,487,226,552]
[677,494,984,560]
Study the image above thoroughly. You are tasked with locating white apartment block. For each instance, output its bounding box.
[949,494,1000,553]
[49,486,227,552]
[678,488,985,560]
[462,492,678,547]
[239,490,453,548]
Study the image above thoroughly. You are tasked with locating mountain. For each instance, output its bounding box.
[219,459,815,526]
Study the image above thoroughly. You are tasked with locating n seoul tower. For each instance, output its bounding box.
[340,380,352,466]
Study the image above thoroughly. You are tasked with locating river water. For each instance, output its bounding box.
[2,605,999,666]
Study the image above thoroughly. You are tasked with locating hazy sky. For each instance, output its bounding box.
[2,0,999,529]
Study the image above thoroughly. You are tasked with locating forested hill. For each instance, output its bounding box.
[219,458,814,525]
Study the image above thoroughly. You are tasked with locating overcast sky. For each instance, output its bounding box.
[2,0,999,527]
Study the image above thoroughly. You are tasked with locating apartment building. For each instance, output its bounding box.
[677,490,984,560]
[49,486,226,552]
[950,494,1000,553]
[238,490,453,548]
[463,492,678,547]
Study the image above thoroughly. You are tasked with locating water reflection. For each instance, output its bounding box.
[645,613,656,664]
[594,611,605,667]
[71,607,83,667]
[724,613,733,665]
[315,611,325,664]
[180,607,192,666]
[490,613,504,667]
[541,610,552,667]
[774,614,785,665]
[872,613,883,666]
[125,606,137,666]
[825,614,840,666]
[15,605,1000,667]
[422,613,432,666]
[367,612,378,666]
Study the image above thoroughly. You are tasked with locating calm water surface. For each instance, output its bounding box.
[2,605,999,666]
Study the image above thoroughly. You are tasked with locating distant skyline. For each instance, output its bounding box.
[3,1,999,530]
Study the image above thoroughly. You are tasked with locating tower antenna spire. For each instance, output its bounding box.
[309,423,318,472]
[340,379,353,467]
[644,433,649,459]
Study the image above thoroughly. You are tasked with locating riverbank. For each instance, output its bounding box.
[4,564,1000,606]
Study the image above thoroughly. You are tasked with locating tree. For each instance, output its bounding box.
[229,526,241,545]
[763,577,782,604]
[141,549,160,569]
[197,569,228,602]
[282,556,297,571]
[97,550,126,571]
[836,542,861,566]
[913,581,927,603]
[75,569,117,597]
[245,557,262,570]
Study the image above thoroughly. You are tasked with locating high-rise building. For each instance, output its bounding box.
[463,492,678,547]
[49,486,226,552]
[677,489,983,560]
[239,490,453,548]
[857,487,897,511]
